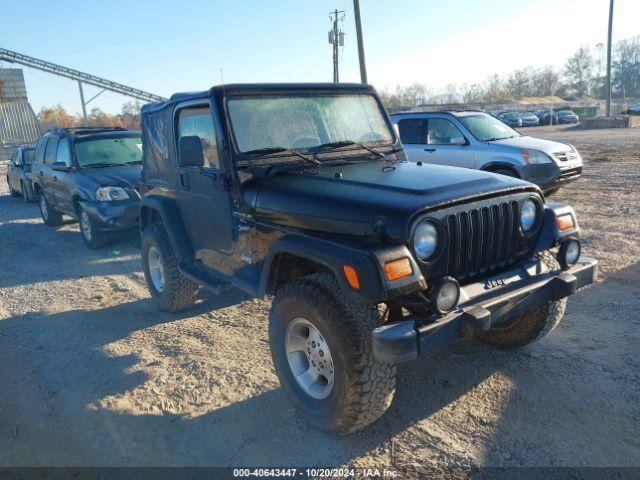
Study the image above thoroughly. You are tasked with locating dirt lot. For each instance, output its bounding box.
[0,125,639,473]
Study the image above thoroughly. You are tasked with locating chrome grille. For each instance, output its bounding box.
[445,200,520,280]
[553,151,578,162]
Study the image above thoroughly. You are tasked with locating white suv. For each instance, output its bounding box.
[391,111,583,194]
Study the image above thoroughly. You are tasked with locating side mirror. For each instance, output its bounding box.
[51,162,70,172]
[179,136,205,167]
[450,137,467,146]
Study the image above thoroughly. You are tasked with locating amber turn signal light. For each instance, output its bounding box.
[557,214,575,231]
[342,265,360,289]
[384,257,413,282]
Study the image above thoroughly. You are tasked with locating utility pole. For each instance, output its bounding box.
[328,10,344,83]
[605,0,614,116]
[353,0,368,84]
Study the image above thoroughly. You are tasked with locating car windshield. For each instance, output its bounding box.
[503,113,518,119]
[459,113,521,141]
[75,136,142,168]
[558,111,573,115]
[227,93,394,154]
[23,149,34,164]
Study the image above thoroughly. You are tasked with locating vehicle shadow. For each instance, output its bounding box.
[0,219,142,288]
[0,192,41,222]
[0,289,497,467]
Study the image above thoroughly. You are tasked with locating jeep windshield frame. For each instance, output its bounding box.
[225,90,397,167]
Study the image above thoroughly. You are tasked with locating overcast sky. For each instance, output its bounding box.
[1,0,638,115]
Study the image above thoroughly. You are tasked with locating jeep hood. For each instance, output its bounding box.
[80,164,142,189]
[245,160,538,240]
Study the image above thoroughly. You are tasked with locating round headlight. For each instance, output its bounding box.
[414,221,438,260]
[430,277,460,314]
[520,199,538,232]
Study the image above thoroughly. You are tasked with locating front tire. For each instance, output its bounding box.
[79,206,110,249]
[21,181,31,203]
[269,273,396,435]
[38,191,63,226]
[477,251,567,348]
[141,222,199,312]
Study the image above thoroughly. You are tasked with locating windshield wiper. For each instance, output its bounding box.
[83,162,122,168]
[244,147,320,166]
[123,160,142,165]
[314,140,386,158]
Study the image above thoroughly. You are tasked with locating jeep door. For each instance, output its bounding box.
[398,117,476,169]
[175,104,233,255]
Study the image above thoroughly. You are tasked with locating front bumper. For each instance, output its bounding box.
[372,256,598,364]
[81,199,140,232]
[523,163,582,191]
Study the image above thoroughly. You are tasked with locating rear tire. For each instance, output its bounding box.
[78,206,110,249]
[141,222,199,312]
[8,177,19,197]
[38,191,63,226]
[477,251,567,348]
[269,273,396,435]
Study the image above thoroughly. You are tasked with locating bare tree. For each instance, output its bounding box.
[564,46,594,96]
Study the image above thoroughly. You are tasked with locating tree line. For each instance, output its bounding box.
[379,36,640,110]
[37,100,142,130]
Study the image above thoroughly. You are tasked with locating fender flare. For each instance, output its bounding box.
[534,201,580,252]
[140,195,194,261]
[259,234,385,303]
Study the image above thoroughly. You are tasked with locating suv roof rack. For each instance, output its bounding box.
[47,126,129,136]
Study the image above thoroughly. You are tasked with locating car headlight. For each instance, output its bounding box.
[413,221,438,260]
[520,198,538,232]
[96,186,130,202]
[521,150,553,164]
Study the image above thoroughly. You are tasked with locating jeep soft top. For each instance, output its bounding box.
[138,83,597,434]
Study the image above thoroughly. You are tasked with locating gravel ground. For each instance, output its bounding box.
[0,125,639,474]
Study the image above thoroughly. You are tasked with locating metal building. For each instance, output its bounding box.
[0,68,42,162]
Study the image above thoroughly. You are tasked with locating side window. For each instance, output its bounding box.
[177,106,219,169]
[44,137,59,164]
[56,139,72,167]
[397,119,428,144]
[11,150,19,166]
[426,119,466,145]
[34,138,47,164]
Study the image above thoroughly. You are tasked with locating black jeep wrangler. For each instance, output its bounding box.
[138,83,597,434]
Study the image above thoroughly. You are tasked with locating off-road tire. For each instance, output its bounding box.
[7,177,19,197]
[269,273,396,435]
[38,190,63,226]
[78,205,110,249]
[141,222,199,312]
[477,250,567,348]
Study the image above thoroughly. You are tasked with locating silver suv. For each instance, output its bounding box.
[391,111,583,194]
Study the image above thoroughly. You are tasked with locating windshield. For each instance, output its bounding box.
[459,113,520,141]
[75,136,142,168]
[23,149,34,165]
[227,93,394,154]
